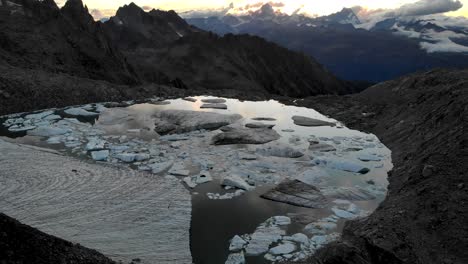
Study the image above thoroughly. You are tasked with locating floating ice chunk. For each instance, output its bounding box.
[309,142,336,152]
[95,104,108,113]
[225,251,245,264]
[269,242,296,255]
[28,126,71,137]
[222,175,254,191]
[200,103,228,109]
[85,138,106,151]
[245,122,275,129]
[25,110,54,120]
[115,153,149,163]
[332,207,358,219]
[296,168,327,186]
[8,125,37,132]
[245,223,285,256]
[358,153,382,162]
[149,160,174,174]
[261,180,328,208]
[212,127,280,145]
[183,97,197,102]
[315,158,370,174]
[91,150,109,161]
[64,108,99,116]
[289,233,310,246]
[292,116,336,127]
[183,171,212,188]
[229,235,248,252]
[273,216,291,226]
[257,144,304,158]
[304,221,337,235]
[207,190,245,200]
[44,115,61,121]
[252,117,276,121]
[239,153,257,160]
[47,136,63,144]
[169,169,190,177]
[201,98,226,104]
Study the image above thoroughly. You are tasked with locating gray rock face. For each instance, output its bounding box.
[292,116,336,127]
[212,128,280,145]
[261,180,328,208]
[245,122,275,129]
[154,110,242,134]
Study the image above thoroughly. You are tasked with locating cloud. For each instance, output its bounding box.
[420,38,468,52]
[89,8,116,21]
[394,0,463,17]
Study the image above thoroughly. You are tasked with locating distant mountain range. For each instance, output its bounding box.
[185,4,468,82]
[0,0,356,106]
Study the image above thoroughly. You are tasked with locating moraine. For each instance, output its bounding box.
[0,96,392,264]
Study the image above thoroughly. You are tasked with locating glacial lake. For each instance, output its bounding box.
[0,96,392,264]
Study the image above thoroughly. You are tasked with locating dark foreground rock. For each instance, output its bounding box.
[0,213,115,264]
[285,69,468,264]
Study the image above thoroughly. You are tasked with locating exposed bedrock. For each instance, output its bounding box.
[286,69,468,264]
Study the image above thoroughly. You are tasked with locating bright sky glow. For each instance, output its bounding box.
[66,0,468,18]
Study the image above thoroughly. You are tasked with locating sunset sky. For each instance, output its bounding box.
[60,0,468,18]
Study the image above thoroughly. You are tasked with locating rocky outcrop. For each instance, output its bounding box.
[0,213,116,264]
[0,0,137,84]
[287,69,468,264]
[102,3,350,97]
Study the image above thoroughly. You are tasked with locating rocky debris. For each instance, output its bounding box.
[0,213,116,264]
[200,103,228,109]
[212,127,280,145]
[183,97,197,102]
[155,110,241,134]
[225,251,245,264]
[201,98,227,104]
[64,108,99,116]
[245,122,275,129]
[229,235,248,252]
[183,171,212,188]
[308,142,336,152]
[91,150,110,161]
[222,175,254,191]
[292,116,336,127]
[261,180,328,208]
[256,144,304,158]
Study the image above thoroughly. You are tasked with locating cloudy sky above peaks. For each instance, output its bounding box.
[55,0,468,19]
